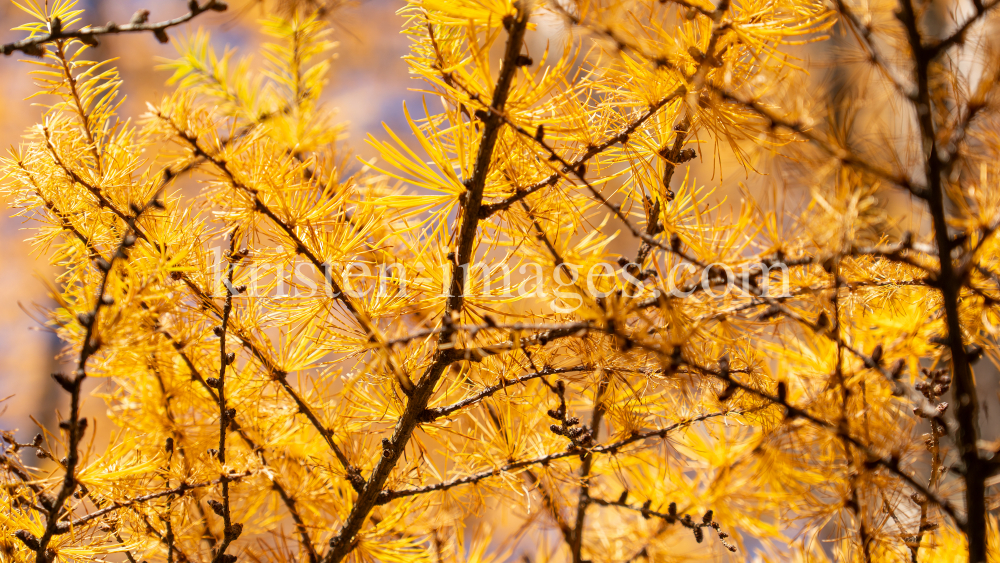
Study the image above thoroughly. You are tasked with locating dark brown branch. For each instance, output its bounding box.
[895,0,987,558]
[48,473,248,533]
[742,295,948,423]
[13,160,106,264]
[2,1,226,57]
[452,321,593,362]
[156,110,411,398]
[131,508,196,563]
[0,447,54,512]
[376,411,734,504]
[522,470,575,545]
[569,372,609,563]
[421,365,591,422]
[384,321,593,349]
[923,0,1000,57]
[157,120,365,479]
[459,314,970,531]
[831,0,915,99]
[677,354,964,529]
[590,496,736,551]
[163,331,321,563]
[42,126,139,228]
[32,191,163,563]
[210,239,240,563]
[321,8,531,561]
[553,4,927,198]
[478,86,686,218]
[659,0,716,19]
[466,84,707,268]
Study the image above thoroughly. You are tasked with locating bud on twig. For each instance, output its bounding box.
[14,529,40,550]
[870,343,883,365]
[131,10,150,24]
[52,373,74,391]
[207,499,225,516]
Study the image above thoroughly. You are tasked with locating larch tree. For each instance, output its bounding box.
[1,0,999,562]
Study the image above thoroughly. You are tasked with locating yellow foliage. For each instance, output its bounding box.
[2,0,1000,562]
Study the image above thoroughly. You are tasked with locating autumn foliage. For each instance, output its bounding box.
[1,0,1000,562]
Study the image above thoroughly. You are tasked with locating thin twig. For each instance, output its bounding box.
[2,1,226,57]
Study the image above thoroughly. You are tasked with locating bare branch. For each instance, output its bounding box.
[2,1,226,57]
[376,411,735,504]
